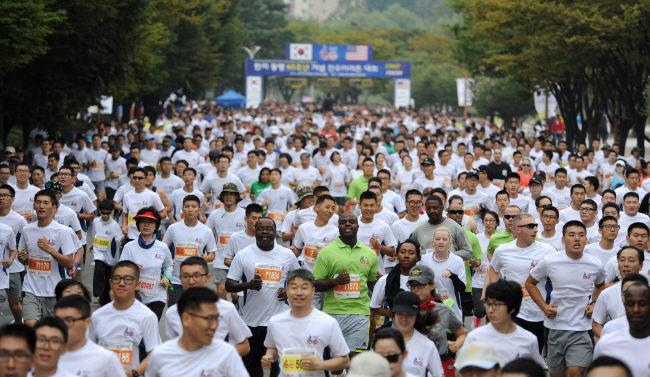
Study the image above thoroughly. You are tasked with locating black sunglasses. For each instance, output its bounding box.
[383,354,401,363]
[448,210,464,215]
[517,223,538,229]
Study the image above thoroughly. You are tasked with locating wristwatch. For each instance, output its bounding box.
[131,370,140,377]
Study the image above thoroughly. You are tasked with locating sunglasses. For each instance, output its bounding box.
[132,176,145,181]
[383,354,401,363]
[447,210,464,215]
[517,223,538,229]
[503,215,516,220]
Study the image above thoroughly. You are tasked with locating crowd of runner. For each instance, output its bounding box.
[0,101,649,377]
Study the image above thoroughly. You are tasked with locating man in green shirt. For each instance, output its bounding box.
[346,157,375,204]
[313,212,378,354]
[486,204,521,255]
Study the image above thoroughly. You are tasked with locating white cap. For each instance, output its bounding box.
[454,342,500,371]
[347,351,390,377]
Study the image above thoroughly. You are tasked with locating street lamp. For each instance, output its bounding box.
[242,45,261,59]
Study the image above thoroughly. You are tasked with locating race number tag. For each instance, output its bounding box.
[281,349,319,377]
[267,210,286,224]
[334,274,360,298]
[218,233,231,248]
[175,242,199,261]
[138,275,158,296]
[28,255,52,277]
[303,245,320,263]
[254,263,282,288]
[127,214,136,225]
[103,341,133,366]
[93,236,110,250]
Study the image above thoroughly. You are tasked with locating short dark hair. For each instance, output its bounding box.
[563,220,586,235]
[501,357,546,377]
[54,279,91,301]
[396,239,421,261]
[585,356,632,377]
[313,186,330,196]
[602,189,616,198]
[183,167,197,177]
[98,199,115,212]
[54,294,91,318]
[581,199,597,210]
[424,194,443,206]
[584,176,599,191]
[315,194,336,206]
[111,260,140,280]
[627,222,649,237]
[177,287,219,317]
[405,189,422,201]
[372,327,406,354]
[621,272,648,286]
[35,189,58,207]
[0,183,15,197]
[623,191,639,201]
[496,189,510,199]
[555,167,567,176]
[143,165,156,176]
[485,279,523,318]
[541,205,559,219]
[570,184,585,195]
[286,268,316,286]
[598,215,618,229]
[0,323,36,353]
[180,256,209,273]
[506,172,521,182]
[245,203,263,217]
[359,191,377,203]
[34,317,68,344]
[625,168,639,178]
[182,194,201,207]
[602,202,620,216]
[534,195,551,208]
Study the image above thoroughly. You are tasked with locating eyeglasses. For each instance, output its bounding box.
[521,164,531,167]
[407,283,428,290]
[447,210,464,215]
[542,215,557,220]
[579,207,596,212]
[58,316,88,326]
[503,215,516,220]
[406,200,423,206]
[36,336,65,347]
[602,224,620,230]
[132,176,145,181]
[383,354,401,363]
[180,272,209,281]
[0,194,12,199]
[483,302,508,310]
[109,275,137,284]
[517,223,538,229]
[483,219,496,223]
[0,350,31,363]
[186,312,221,323]
[58,172,72,177]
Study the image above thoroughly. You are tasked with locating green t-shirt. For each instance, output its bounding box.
[251,181,271,197]
[487,230,514,255]
[347,176,369,200]
[312,237,379,315]
[464,230,483,292]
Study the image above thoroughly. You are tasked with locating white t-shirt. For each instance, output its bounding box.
[105,156,128,190]
[162,221,217,284]
[59,187,96,243]
[490,240,555,322]
[382,189,406,213]
[236,164,262,186]
[391,216,427,243]
[0,223,16,290]
[592,282,625,325]
[222,229,255,261]
[293,221,339,270]
[88,218,122,266]
[154,174,184,196]
[264,308,350,377]
[227,243,300,326]
[171,149,203,167]
[122,189,164,239]
[59,340,125,377]
[584,242,617,269]
[11,184,40,215]
[357,217,398,273]
[614,186,648,206]
[323,163,349,197]
[206,207,246,269]
[601,316,628,337]
[27,369,75,377]
[619,212,650,230]
[594,329,650,377]
[293,207,339,229]
[403,330,444,377]
[559,206,580,223]
[462,323,544,367]
[0,210,27,273]
[370,273,409,309]
[19,221,77,297]
[199,173,245,212]
[418,252,466,320]
[543,186,571,209]
[119,239,173,304]
[374,208,400,227]
[472,233,492,289]
[85,148,108,181]
[293,166,322,186]
[164,299,251,344]
[140,148,161,167]
[145,338,248,377]
[537,231,564,252]
[169,187,204,220]
[256,185,297,228]
[89,300,161,370]
[529,251,605,330]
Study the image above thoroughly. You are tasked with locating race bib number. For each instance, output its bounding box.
[127,214,136,225]
[93,236,110,250]
[175,242,199,261]
[438,288,450,301]
[254,263,282,288]
[103,341,133,366]
[464,208,475,216]
[303,245,319,263]
[281,349,319,377]
[28,255,52,277]
[138,275,158,297]
[218,233,231,248]
[267,209,286,224]
[334,274,360,298]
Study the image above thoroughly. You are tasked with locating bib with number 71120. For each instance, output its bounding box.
[334,273,360,298]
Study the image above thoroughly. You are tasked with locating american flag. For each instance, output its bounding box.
[345,45,369,61]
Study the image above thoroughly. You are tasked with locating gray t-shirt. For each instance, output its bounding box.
[409,218,472,259]
[424,305,463,355]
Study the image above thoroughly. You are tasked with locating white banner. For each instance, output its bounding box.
[289,43,313,61]
[456,78,474,107]
[246,76,263,108]
[533,89,558,119]
[394,79,411,108]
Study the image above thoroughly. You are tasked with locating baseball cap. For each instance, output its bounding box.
[466,171,479,180]
[347,351,390,377]
[529,177,543,186]
[615,159,627,167]
[454,342,500,372]
[109,144,120,152]
[421,158,435,167]
[532,170,546,181]
[3,146,15,154]
[392,291,420,315]
[407,265,435,285]
[45,181,62,192]
[477,165,489,173]
[145,135,156,141]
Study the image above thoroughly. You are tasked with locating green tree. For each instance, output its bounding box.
[473,77,534,127]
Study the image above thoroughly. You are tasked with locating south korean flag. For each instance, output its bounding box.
[289,43,313,61]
